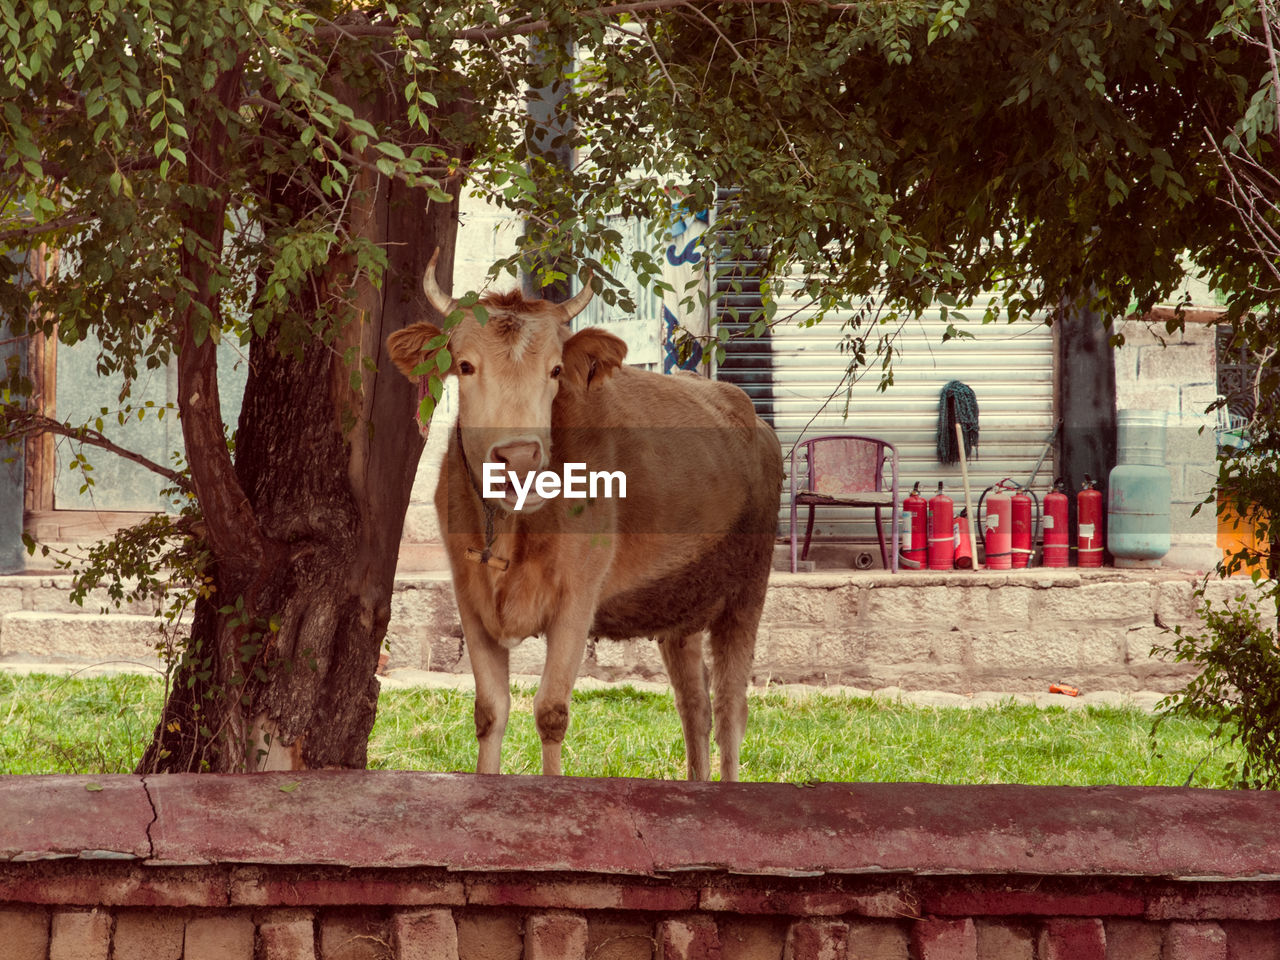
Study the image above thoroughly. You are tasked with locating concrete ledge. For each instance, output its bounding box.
[0,774,1276,959]
[0,568,1268,698]
[5,773,1270,881]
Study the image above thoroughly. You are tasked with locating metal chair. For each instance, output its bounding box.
[789,435,900,573]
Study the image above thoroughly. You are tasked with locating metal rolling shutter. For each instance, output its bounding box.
[720,286,1056,546]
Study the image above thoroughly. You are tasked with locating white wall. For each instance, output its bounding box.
[401,194,523,550]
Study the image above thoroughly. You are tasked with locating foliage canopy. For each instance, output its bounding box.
[4,0,1279,379]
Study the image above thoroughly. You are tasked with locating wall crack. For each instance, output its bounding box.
[140,775,159,861]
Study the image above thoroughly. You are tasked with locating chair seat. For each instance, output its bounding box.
[789,435,900,573]
[796,490,896,508]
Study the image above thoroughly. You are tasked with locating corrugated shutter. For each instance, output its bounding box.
[718,276,1056,545]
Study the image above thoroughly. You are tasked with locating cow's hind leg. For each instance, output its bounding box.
[659,630,712,780]
[708,600,762,782]
[461,612,512,775]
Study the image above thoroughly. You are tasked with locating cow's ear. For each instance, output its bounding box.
[387,322,447,379]
[561,327,627,389]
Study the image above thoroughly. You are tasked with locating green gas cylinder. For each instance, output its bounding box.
[1106,409,1172,567]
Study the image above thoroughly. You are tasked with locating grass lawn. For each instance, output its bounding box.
[0,671,1242,787]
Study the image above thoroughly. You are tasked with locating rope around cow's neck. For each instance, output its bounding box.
[454,421,510,571]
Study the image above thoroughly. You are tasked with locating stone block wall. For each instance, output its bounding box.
[0,773,1278,960]
[385,569,1262,695]
[0,568,1262,697]
[1112,314,1222,569]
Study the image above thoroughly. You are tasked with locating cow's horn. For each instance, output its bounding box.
[421,248,456,317]
[561,271,594,321]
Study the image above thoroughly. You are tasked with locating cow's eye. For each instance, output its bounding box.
[458,360,475,375]
[550,364,562,379]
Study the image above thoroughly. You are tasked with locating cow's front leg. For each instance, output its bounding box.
[460,608,511,774]
[534,619,592,776]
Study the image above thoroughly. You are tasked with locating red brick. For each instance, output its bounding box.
[927,887,1143,918]
[702,886,909,918]
[0,906,50,960]
[319,913,390,960]
[1149,889,1280,921]
[112,910,185,960]
[1103,920,1162,960]
[912,918,977,960]
[1223,921,1280,960]
[525,911,588,960]
[184,915,255,960]
[1038,919,1104,960]
[466,878,694,912]
[393,909,458,960]
[0,865,226,908]
[659,915,722,960]
[784,919,848,960]
[231,871,465,908]
[975,921,1034,960]
[49,908,111,960]
[1165,922,1228,960]
[259,911,317,960]
[456,914,522,960]
[718,917,786,960]
[846,921,910,960]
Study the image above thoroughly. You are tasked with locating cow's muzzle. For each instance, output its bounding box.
[485,437,550,512]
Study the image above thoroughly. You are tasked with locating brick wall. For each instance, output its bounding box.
[2,898,1275,959]
[1,774,1278,960]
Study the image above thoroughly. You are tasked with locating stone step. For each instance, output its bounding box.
[0,610,169,666]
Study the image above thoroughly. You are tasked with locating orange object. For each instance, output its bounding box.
[1049,684,1079,697]
[953,510,974,569]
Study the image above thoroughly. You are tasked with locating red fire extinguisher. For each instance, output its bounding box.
[980,482,1013,570]
[1077,474,1104,568]
[927,482,955,571]
[1010,486,1033,568]
[1042,478,1069,568]
[953,508,974,569]
[901,482,928,569]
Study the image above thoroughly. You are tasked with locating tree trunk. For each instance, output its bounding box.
[138,81,467,773]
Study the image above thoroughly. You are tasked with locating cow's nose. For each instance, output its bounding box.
[492,440,544,476]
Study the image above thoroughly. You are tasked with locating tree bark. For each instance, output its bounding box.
[137,77,468,773]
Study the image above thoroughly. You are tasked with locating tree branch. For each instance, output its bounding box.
[1,411,192,491]
[178,55,275,579]
[0,214,93,246]
[311,0,863,44]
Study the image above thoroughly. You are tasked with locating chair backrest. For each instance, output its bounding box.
[798,435,890,496]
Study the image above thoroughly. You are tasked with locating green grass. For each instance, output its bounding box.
[0,672,1243,787]
[0,671,166,775]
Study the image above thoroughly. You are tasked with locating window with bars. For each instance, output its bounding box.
[1216,324,1280,425]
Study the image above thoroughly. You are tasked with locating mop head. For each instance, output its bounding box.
[937,380,979,464]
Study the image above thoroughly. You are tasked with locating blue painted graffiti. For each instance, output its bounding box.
[666,237,703,267]
[663,305,703,374]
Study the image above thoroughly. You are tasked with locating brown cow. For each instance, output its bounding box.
[388,253,782,780]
